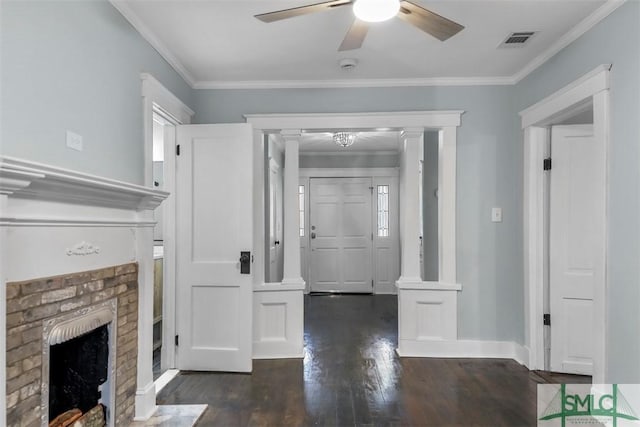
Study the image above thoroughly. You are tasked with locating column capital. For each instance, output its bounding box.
[280,129,302,142]
[400,128,424,140]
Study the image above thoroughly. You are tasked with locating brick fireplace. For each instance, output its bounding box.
[1,156,168,426]
[6,263,139,426]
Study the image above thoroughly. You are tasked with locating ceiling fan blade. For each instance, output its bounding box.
[338,19,370,51]
[397,1,464,41]
[255,0,352,23]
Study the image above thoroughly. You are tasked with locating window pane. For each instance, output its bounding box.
[377,185,389,237]
[299,185,305,237]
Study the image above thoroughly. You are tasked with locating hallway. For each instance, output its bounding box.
[158,295,561,426]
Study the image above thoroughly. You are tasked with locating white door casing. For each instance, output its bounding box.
[309,177,373,293]
[176,123,253,372]
[521,65,610,380]
[549,124,599,375]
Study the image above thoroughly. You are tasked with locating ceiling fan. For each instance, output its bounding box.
[254,0,464,51]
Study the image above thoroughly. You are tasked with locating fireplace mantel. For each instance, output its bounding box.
[0,156,168,212]
[1,157,168,425]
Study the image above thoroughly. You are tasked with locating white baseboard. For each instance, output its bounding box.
[397,339,530,367]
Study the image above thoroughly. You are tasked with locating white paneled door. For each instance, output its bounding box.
[176,123,253,372]
[309,178,373,293]
[549,124,600,375]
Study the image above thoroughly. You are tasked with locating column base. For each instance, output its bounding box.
[396,280,461,356]
[134,381,157,421]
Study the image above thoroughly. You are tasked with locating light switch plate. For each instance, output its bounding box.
[491,207,503,223]
[66,130,83,151]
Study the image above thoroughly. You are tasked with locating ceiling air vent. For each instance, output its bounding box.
[499,31,537,48]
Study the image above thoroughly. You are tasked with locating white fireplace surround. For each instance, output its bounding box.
[41,299,118,427]
[0,156,168,424]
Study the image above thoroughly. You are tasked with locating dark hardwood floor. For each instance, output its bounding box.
[157,294,589,426]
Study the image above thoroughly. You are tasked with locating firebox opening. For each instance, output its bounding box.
[49,324,109,423]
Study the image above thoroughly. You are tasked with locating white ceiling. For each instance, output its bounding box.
[299,131,400,152]
[114,0,611,87]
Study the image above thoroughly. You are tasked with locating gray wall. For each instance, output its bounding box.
[514,1,640,383]
[194,85,524,344]
[300,153,399,168]
[1,0,194,185]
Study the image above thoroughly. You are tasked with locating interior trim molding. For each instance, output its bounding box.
[512,1,626,84]
[246,111,463,130]
[194,76,515,90]
[519,64,611,128]
[141,73,195,122]
[0,157,168,210]
[111,1,624,90]
[110,1,196,87]
[397,339,530,367]
[521,64,610,383]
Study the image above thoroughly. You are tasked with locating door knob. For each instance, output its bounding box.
[239,251,251,274]
[274,240,280,245]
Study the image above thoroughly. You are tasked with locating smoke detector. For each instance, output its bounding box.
[339,58,358,71]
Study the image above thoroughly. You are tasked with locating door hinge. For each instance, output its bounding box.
[175,335,179,346]
[543,313,551,326]
[176,144,181,156]
[371,279,374,288]
[371,233,373,241]
[543,157,552,171]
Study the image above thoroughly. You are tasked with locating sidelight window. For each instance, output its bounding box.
[299,185,305,237]
[377,185,389,237]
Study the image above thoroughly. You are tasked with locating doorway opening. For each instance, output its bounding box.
[522,64,610,383]
[151,111,170,381]
[264,129,440,294]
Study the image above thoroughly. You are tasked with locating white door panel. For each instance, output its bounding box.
[310,178,372,293]
[176,123,253,372]
[550,124,599,375]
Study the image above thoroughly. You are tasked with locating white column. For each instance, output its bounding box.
[281,130,305,286]
[252,129,266,286]
[438,127,457,284]
[397,128,424,284]
[134,223,157,420]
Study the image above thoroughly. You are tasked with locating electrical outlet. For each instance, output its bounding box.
[491,207,503,223]
[66,130,83,151]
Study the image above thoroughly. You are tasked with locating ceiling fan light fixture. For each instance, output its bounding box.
[333,132,356,148]
[353,0,400,23]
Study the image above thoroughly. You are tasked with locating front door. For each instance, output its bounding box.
[175,123,253,372]
[549,124,600,375]
[309,177,373,293]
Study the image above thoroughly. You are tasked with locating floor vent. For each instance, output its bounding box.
[499,31,536,48]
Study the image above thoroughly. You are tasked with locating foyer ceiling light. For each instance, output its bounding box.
[333,132,357,148]
[353,0,400,23]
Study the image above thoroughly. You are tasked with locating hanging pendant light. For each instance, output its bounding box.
[333,132,356,148]
[353,0,400,23]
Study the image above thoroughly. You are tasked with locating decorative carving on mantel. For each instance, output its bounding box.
[0,156,168,210]
[66,241,101,256]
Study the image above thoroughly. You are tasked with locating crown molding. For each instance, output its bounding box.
[0,156,169,210]
[193,76,515,90]
[109,0,196,87]
[111,0,624,90]
[512,0,626,84]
